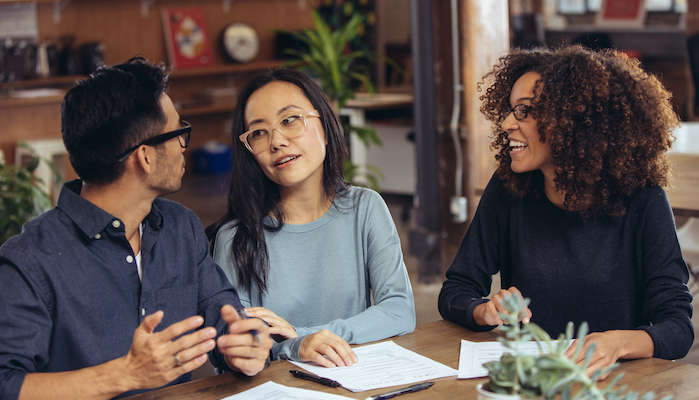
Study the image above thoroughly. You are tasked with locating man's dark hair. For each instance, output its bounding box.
[61,57,169,185]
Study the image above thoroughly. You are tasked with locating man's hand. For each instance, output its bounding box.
[19,311,221,400]
[121,311,216,389]
[473,286,532,326]
[218,304,273,376]
[243,307,298,339]
[298,330,358,368]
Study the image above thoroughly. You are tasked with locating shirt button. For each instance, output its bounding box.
[112,220,121,229]
[94,233,101,239]
[141,308,146,316]
[126,255,134,263]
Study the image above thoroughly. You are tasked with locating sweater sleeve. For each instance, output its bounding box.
[293,190,416,345]
[634,187,694,360]
[438,174,505,331]
[269,336,305,361]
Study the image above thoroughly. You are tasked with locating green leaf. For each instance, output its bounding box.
[526,321,553,343]
[0,141,62,245]
[26,157,40,173]
[349,125,381,146]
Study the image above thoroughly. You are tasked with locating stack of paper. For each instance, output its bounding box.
[458,339,572,379]
[290,341,458,392]
[221,381,354,400]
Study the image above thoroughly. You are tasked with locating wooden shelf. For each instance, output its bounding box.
[0,60,284,91]
[0,75,84,92]
[178,103,236,118]
[169,60,284,79]
[0,59,283,110]
[545,27,686,59]
[0,94,64,108]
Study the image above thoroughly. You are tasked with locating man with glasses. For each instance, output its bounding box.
[0,58,272,400]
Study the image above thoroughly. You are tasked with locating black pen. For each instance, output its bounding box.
[365,382,435,400]
[237,308,263,344]
[289,369,343,388]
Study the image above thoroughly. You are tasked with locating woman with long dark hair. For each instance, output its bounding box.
[207,69,415,367]
[438,45,693,376]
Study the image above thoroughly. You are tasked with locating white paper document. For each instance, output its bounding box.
[220,381,354,400]
[458,339,572,379]
[289,341,457,392]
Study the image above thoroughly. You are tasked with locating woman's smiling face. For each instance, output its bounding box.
[244,81,327,191]
[502,71,553,176]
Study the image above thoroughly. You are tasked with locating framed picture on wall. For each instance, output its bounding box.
[596,0,647,28]
[162,7,214,69]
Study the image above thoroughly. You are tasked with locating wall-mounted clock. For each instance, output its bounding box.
[221,22,260,63]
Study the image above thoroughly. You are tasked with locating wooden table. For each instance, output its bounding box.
[127,320,699,399]
[667,122,699,216]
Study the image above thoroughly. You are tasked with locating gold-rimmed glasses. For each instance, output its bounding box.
[239,109,320,155]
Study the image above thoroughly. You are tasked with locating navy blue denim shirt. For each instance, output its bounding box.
[0,180,243,399]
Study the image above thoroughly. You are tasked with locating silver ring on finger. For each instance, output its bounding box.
[174,354,183,367]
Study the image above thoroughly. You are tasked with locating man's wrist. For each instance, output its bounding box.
[105,356,137,394]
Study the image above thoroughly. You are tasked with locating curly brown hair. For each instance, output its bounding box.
[479,45,680,215]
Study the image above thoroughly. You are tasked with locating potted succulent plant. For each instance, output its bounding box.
[0,141,61,245]
[478,293,672,400]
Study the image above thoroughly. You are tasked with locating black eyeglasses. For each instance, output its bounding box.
[509,104,532,121]
[117,120,192,162]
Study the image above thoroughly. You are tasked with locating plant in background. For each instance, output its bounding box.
[342,159,382,192]
[279,8,400,189]
[0,142,61,245]
[282,9,376,111]
[480,293,672,400]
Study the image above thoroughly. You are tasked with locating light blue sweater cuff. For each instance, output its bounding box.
[272,335,306,361]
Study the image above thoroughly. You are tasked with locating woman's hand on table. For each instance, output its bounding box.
[565,330,654,380]
[299,329,358,368]
[243,307,298,339]
[473,286,532,326]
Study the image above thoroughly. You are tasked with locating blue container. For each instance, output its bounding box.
[190,142,232,174]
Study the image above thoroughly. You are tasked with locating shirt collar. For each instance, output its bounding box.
[57,179,163,239]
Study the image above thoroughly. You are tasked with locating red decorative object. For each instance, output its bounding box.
[162,7,214,68]
[596,0,647,29]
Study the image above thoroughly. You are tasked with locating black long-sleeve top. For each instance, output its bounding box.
[439,174,693,360]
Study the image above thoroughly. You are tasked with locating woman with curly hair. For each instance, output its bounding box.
[438,45,693,374]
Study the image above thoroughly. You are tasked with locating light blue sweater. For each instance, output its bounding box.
[213,186,416,361]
